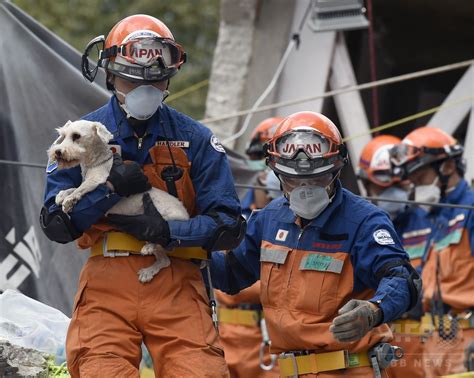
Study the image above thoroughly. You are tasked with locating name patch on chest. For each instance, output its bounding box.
[155,141,190,148]
[300,254,344,273]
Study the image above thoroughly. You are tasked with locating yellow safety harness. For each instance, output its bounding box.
[217,307,261,327]
[278,350,371,377]
[90,231,208,260]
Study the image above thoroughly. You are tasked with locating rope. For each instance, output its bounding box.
[199,59,473,125]
[342,96,474,142]
[1,96,472,171]
[0,159,46,169]
[221,0,313,144]
[166,79,209,103]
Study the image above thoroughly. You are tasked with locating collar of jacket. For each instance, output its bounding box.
[277,179,344,229]
[442,178,469,205]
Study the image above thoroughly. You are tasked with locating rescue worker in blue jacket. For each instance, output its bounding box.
[210,111,421,377]
[358,135,430,378]
[39,15,244,377]
[390,126,474,377]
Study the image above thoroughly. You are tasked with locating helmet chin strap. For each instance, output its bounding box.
[433,160,451,199]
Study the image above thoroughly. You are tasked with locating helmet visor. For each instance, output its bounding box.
[370,169,396,186]
[279,173,333,190]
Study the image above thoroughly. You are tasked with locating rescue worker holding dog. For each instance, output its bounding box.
[40,15,244,377]
[390,127,474,377]
[359,135,430,378]
[210,111,421,377]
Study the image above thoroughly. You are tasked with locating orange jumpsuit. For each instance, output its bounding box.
[388,209,432,378]
[216,282,279,378]
[420,180,474,378]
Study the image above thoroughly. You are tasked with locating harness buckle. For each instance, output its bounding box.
[103,250,130,257]
[279,352,299,378]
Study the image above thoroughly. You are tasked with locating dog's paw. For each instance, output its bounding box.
[55,188,75,206]
[62,194,80,213]
[138,267,158,283]
[138,253,170,283]
[140,243,156,255]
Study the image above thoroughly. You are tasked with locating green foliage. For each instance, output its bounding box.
[46,356,70,377]
[12,0,220,119]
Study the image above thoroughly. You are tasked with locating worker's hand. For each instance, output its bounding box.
[107,154,151,197]
[107,193,171,247]
[329,299,383,343]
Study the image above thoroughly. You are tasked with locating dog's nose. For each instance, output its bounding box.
[55,150,62,158]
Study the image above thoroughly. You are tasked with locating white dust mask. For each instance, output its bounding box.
[414,176,440,213]
[116,85,166,120]
[289,185,331,220]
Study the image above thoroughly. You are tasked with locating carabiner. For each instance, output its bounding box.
[259,318,277,371]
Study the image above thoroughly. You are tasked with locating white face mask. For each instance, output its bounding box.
[116,85,166,120]
[414,176,440,213]
[289,183,332,220]
[377,186,409,219]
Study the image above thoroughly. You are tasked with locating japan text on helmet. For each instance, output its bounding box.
[246,117,284,158]
[390,127,464,180]
[265,111,348,178]
[358,135,401,187]
[81,14,186,86]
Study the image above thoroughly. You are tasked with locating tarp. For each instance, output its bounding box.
[0,1,257,314]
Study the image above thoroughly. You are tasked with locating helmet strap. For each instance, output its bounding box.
[432,161,450,198]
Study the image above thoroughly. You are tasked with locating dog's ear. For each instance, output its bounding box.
[56,120,71,132]
[94,122,113,144]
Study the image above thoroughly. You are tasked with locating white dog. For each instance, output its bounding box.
[48,120,189,282]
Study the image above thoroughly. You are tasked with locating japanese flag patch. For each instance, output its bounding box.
[373,229,395,245]
[276,229,288,241]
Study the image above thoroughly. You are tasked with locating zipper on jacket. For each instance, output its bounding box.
[134,131,148,150]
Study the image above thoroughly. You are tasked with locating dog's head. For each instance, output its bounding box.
[47,120,113,169]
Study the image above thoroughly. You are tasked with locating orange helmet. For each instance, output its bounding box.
[390,127,463,177]
[265,111,347,178]
[245,117,284,158]
[82,14,186,84]
[358,135,401,187]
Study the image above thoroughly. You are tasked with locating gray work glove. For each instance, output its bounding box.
[329,299,383,343]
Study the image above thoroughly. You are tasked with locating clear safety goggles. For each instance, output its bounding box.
[272,131,334,160]
[81,35,186,83]
[389,143,455,167]
[106,37,186,68]
[267,130,346,177]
